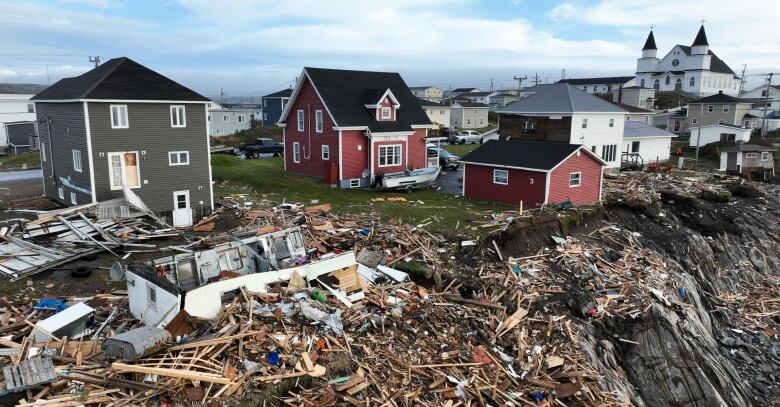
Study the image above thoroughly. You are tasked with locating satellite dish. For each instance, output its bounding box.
[108,261,125,281]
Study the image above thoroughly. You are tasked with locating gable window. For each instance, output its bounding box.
[631,141,640,153]
[110,105,128,128]
[569,172,582,187]
[601,144,617,162]
[292,142,300,163]
[609,118,615,128]
[315,110,323,133]
[321,144,330,160]
[70,192,77,205]
[723,105,729,113]
[170,105,186,127]
[72,150,82,172]
[493,169,508,185]
[581,118,588,129]
[108,151,141,190]
[707,105,714,112]
[297,110,305,131]
[58,187,64,200]
[761,152,770,161]
[169,151,190,166]
[690,77,695,87]
[665,76,671,85]
[381,107,392,120]
[27,103,34,113]
[378,145,401,167]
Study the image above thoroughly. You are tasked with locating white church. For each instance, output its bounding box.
[635,25,742,97]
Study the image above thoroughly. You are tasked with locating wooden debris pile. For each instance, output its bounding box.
[603,172,734,206]
[718,276,780,333]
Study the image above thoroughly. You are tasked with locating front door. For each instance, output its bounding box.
[172,190,192,227]
[726,152,738,171]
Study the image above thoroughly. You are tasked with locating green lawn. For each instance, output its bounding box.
[0,151,41,167]
[211,155,510,234]
[444,143,480,157]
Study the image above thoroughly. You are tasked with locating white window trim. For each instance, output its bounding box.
[581,118,588,129]
[315,110,323,133]
[609,118,614,128]
[746,152,758,159]
[293,142,300,163]
[723,105,729,113]
[297,110,305,131]
[72,149,82,172]
[107,151,141,191]
[110,104,129,129]
[378,144,402,167]
[237,115,244,123]
[707,105,714,112]
[168,151,190,166]
[761,152,770,161]
[493,169,509,185]
[170,105,186,128]
[223,115,229,122]
[321,144,330,160]
[381,107,392,119]
[349,179,360,188]
[58,187,64,200]
[569,171,582,187]
[70,192,77,205]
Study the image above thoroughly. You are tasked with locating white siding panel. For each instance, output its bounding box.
[127,270,181,327]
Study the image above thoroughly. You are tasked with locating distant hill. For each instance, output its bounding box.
[0,83,48,94]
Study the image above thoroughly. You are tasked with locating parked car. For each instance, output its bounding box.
[428,148,460,170]
[450,130,481,144]
[440,127,458,141]
[238,138,284,158]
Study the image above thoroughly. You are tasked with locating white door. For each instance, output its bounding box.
[172,190,192,227]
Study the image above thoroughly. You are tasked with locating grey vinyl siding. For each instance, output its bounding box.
[35,102,91,205]
[87,102,212,215]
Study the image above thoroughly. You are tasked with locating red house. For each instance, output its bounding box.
[278,67,433,187]
[459,140,606,207]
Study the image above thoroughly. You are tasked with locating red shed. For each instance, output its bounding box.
[278,67,433,188]
[459,140,605,207]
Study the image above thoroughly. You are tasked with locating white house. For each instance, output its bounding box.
[409,86,444,102]
[688,123,752,147]
[557,76,636,95]
[740,84,780,110]
[208,107,254,136]
[0,84,45,153]
[622,120,676,163]
[417,98,451,128]
[497,83,628,170]
[456,92,492,105]
[451,101,489,129]
[635,26,742,97]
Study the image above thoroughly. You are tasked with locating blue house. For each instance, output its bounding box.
[260,88,292,125]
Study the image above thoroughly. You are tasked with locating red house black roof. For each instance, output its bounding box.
[460,140,605,171]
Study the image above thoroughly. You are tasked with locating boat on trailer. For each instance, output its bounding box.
[372,167,441,192]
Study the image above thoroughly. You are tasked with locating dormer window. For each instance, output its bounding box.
[381,107,391,119]
[366,88,400,122]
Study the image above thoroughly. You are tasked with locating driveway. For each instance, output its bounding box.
[0,170,44,213]
[0,169,42,182]
[435,165,463,196]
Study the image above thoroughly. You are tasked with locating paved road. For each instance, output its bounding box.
[0,169,43,182]
[434,165,463,195]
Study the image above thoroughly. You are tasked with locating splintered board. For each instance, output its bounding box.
[2,357,56,394]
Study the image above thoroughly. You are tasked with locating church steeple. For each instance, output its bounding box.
[642,30,657,50]
[692,24,709,46]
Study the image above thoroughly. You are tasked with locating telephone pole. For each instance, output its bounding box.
[89,56,100,67]
[532,73,541,86]
[738,64,747,94]
[761,73,774,138]
[490,78,494,93]
[513,76,527,91]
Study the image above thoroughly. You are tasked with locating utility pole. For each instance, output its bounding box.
[89,56,100,67]
[761,73,774,138]
[513,76,527,92]
[694,104,704,166]
[561,68,566,80]
[490,78,494,93]
[220,88,225,104]
[532,73,540,86]
[738,64,747,94]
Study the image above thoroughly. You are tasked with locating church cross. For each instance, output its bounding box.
[700,19,705,25]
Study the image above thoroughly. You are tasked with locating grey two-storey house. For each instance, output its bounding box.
[31,57,213,227]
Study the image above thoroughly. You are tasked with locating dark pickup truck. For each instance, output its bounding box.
[238,138,284,158]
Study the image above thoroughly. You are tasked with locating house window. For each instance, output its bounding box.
[263,100,267,107]
[381,107,392,119]
[321,144,329,160]
[719,133,736,142]
[263,113,268,121]
[315,110,323,133]
[440,109,444,114]
[493,169,508,185]
[640,79,645,88]
[583,86,588,92]
[631,141,640,153]
[237,115,244,123]
[723,105,729,113]
[744,120,750,127]
[70,192,77,205]
[110,105,128,128]
[218,248,243,272]
[27,103,34,113]
[708,105,714,112]
[378,145,401,167]
[665,76,671,85]
[525,121,534,131]
[148,285,157,305]
[108,152,141,190]
[653,79,660,90]
[72,150,82,172]
[223,115,229,122]
[581,118,588,129]
[591,145,597,153]
[170,105,186,127]
[467,119,471,125]
[692,118,698,124]
[293,142,300,163]
[169,151,190,166]
[761,152,770,161]
[718,120,725,125]
[569,172,582,187]
[40,142,47,162]
[601,144,617,162]
[58,187,64,200]
[609,118,615,128]
[297,110,305,131]
[207,115,210,122]
[746,152,758,159]
[672,59,680,67]
[761,90,767,97]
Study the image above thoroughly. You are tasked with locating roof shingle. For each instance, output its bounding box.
[460,140,602,170]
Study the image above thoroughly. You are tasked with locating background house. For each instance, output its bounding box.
[488,92,520,111]
[32,57,213,227]
[450,101,489,129]
[456,91,491,105]
[409,86,443,102]
[686,91,752,127]
[279,67,432,188]
[209,106,254,136]
[417,98,451,128]
[0,83,46,155]
[612,86,655,110]
[445,87,481,99]
[460,140,605,207]
[497,83,627,169]
[688,123,752,147]
[622,120,676,164]
[260,88,292,125]
[557,76,636,95]
[719,144,776,179]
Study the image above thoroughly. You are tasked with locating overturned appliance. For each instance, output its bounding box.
[103,326,172,361]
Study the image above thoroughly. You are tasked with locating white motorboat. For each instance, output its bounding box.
[373,167,441,191]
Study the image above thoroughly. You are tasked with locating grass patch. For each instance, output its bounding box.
[0,151,41,167]
[444,143,480,157]
[212,156,509,234]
